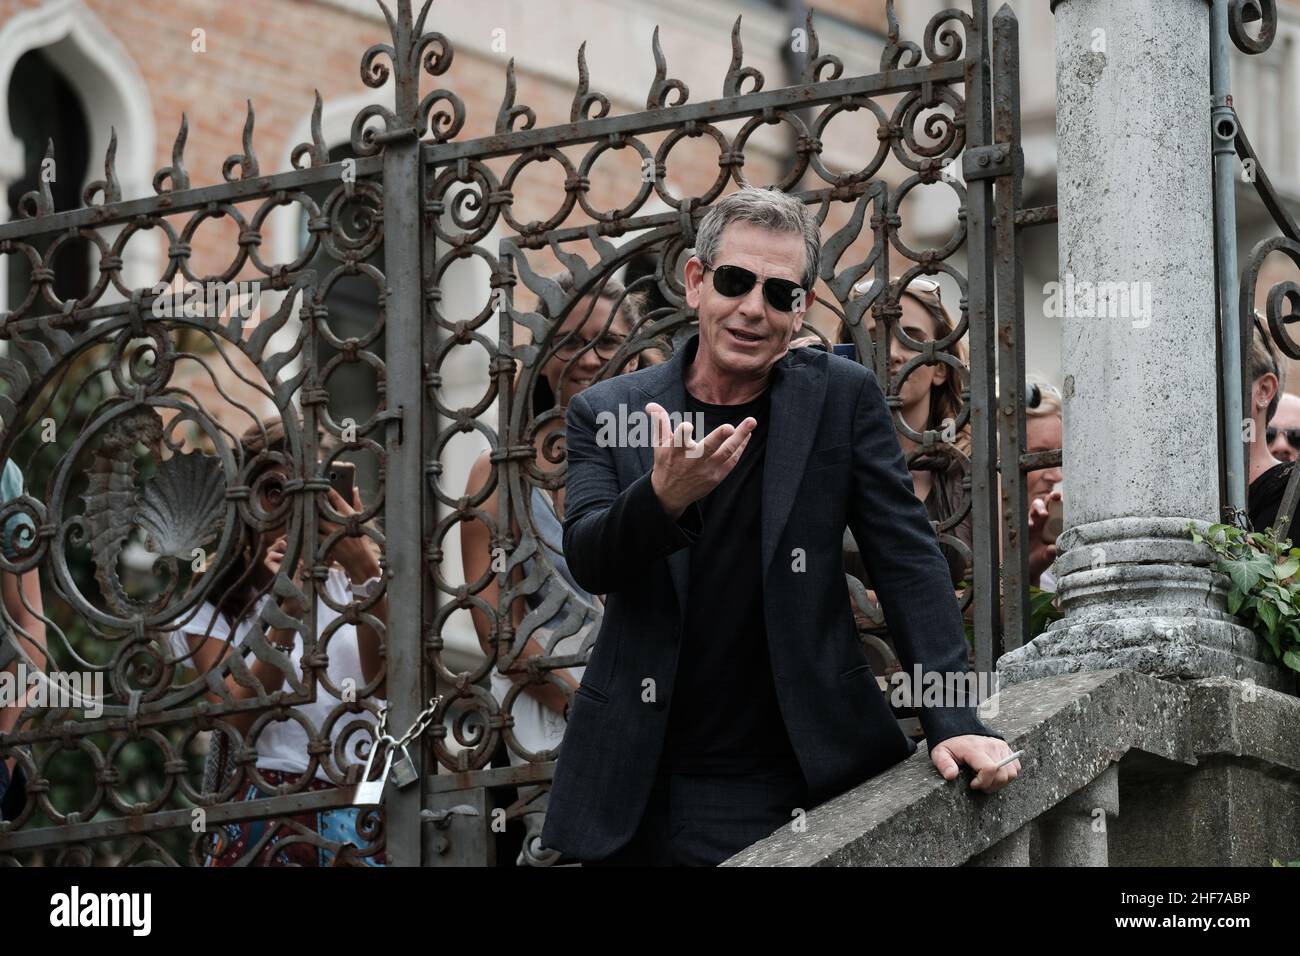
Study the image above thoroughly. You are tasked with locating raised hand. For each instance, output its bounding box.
[645,401,755,520]
[321,486,381,584]
[1027,488,1064,585]
[264,535,306,618]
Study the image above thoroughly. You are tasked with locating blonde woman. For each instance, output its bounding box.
[1246,312,1293,533]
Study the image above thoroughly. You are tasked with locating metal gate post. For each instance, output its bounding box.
[381,129,426,866]
[961,0,1004,676]
[990,5,1031,655]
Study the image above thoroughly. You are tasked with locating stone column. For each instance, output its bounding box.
[1035,764,1118,866]
[999,0,1290,690]
[966,823,1031,866]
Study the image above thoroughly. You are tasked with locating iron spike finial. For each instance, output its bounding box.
[723,15,763,98]
[803,9,842,84]
[571,42,610,123]
[83,127,122,207]
[222,100,261,182]
[292,91,330,169]
[153,114,191,194]
[647,25,689,110]
[496,58,536,135]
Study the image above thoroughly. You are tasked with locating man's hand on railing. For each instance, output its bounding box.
[930,735,1021,793]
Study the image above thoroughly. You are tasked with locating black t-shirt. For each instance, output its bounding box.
[659,384,801,776]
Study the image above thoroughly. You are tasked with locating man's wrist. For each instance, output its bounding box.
[650,470,686,521]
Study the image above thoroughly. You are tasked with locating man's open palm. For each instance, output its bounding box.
[646,401,754,519]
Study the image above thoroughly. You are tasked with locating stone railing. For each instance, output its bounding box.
[728,670,1300,866]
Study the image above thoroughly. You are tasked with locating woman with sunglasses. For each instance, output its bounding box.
[460,272,646,863]
[1245,313,1296,534]
[1266,393,1300,463]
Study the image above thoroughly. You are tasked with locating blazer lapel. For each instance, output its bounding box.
[760,352,826,575]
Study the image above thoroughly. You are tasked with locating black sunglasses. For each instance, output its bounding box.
[1267,426,1300,447]
[704,264,806,313]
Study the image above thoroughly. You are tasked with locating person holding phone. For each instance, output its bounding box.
[168,417,388,866]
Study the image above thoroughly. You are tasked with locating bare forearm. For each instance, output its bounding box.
[197,638,290,737]
[354,597,387,697]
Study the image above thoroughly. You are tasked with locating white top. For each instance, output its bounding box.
[168,566,383,781]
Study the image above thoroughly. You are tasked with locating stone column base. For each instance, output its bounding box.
[999,609,1293,691]
[1000,518,1296,691]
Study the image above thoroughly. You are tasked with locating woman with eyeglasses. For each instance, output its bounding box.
[1246,314,1296,534]
[460,272,646,864]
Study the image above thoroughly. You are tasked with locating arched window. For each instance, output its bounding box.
[5,48,90,310]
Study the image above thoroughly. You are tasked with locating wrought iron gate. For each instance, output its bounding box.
[0,0,1041,866]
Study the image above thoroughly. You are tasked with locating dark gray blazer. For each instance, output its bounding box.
[540,333,1000,861]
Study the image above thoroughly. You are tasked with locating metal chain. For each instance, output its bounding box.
[375,695,442,752]
[394,695,443,749]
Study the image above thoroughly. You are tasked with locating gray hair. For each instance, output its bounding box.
[693,187,820,289]
[543,271,648,327]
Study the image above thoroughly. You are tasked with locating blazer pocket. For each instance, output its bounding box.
[805,443,851,471]
[841,660,889,692]
[574,682,609,704]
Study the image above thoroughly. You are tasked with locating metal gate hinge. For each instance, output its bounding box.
[376,406,404,446]
[963,144,1014,181]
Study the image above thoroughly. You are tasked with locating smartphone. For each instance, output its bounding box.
[1042,496,1064,545]
[832,343,858,362]
[327,461,356,504]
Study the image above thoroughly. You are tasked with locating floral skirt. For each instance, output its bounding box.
[203,769,387,867]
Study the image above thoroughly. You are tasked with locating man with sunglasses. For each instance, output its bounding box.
[1267,393,1300,463]
[541,186,1017,867]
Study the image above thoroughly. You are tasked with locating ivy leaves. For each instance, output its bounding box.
[1189,516,1300,674]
